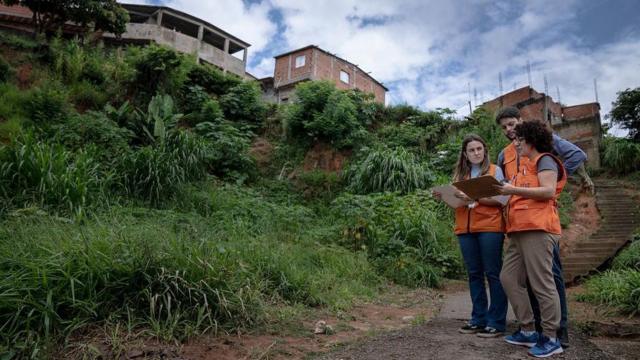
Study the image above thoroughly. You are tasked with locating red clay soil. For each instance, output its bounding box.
[560,188,600,257]
[302,142,351,172]
[249,137,274,170]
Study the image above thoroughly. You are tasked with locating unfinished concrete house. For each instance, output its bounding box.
[261,45,388,104]
[0,3,251,78]
[107,3,250,78]
[483,86,602,169]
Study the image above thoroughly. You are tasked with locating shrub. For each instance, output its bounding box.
[68,81,109,111]
[0,55,12,83]
[184,97,224,127]
[286,81,368,148]
[332,191,462,287]
[183,63,241,96]
[602,137,640,174]
[23,81,70,126]
[219,81,266,127]
[0,116,22,143]
[345,146,434,194]
[179,84,213,115]
[129,45,192,104]
[51,111,133,161]
[383,104,422,123]
[195,121,256,180]
[296,170,341,199]
[0,31,40,50]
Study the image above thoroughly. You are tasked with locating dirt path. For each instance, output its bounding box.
[315,290,621,360]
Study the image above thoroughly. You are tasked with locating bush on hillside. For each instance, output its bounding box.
[183,63,242,96]
[129,45,191,104]
[219,81,266,127]
[602,137,640,174]
[0,55,12,83]
[195,121,256,181]
[23,81,70,126]
[286,81,369,148]
[333,191,462,287]
[51,111,133,161]
[345,146,434,194]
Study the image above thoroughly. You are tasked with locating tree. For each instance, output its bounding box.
[1,0,129,36]
[609,87,640,141]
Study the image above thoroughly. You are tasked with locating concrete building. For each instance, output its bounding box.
[261,45,388,104]
[483,86,602,169]
[0,3,251,78]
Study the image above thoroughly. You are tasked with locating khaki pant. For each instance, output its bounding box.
[500,231,560,336]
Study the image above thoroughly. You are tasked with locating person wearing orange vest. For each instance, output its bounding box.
[494,121,567,358]
[434,134,508,338]
[495,106,586,349]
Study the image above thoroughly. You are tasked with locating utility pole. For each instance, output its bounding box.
[527,60,532,88]
[594,78,599,103]
[543,74,549,123]
[556,86,561,104]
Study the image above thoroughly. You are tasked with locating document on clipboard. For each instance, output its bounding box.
[431,185,473,208]
[451,175,511,206]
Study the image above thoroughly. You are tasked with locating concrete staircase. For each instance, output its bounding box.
[563,180,639,283]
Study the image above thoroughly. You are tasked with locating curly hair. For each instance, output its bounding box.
[514,120,553,153]
[495,106,520,124]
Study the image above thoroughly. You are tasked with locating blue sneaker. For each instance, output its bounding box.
[528,335,563,358]
[504,330,538,347]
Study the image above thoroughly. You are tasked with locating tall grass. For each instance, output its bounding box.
[345,147,434,194]
[0,186,379,356]
[0,134,101,217]
[578,269,640,316]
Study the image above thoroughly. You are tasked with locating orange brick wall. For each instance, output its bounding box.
[274,47,313,87]
[274,47,386,104]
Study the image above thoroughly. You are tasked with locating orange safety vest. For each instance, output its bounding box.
[506,153,567,234]
[454,164,504,235]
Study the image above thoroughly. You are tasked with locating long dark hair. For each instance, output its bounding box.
[453,134,490,182]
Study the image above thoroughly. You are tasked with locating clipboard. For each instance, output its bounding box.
[431,185,473,208]
[452,175,503,200]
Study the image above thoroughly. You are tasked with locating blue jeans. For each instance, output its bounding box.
[457,232,508,331]
[528,241,568,336]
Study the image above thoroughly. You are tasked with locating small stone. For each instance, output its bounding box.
[402,315,415,323]
[314,320,327,334]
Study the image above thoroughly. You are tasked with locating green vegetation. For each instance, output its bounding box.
[609,87,640,142]
[579,235,640,315]
[601,136,640,175]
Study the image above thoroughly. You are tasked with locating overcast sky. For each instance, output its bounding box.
[131,0,640,132]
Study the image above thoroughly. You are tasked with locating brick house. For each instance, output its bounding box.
[261,45,388,104]
[483,86,602,169]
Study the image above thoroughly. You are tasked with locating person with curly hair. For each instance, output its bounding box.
[494,120,567,358]
[495,106,588,348]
